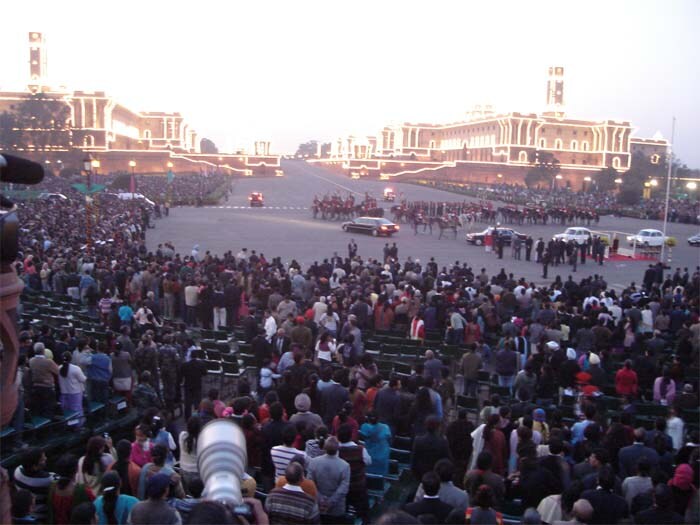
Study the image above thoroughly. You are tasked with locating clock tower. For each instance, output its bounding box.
[544,66,565,118]
[28,32,48,94]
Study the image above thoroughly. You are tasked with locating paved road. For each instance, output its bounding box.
[148,160,700,290]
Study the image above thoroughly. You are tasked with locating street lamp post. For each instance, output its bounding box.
[128,160,136,214]
[660,117,675,264]
[166,161,174,214]
[91,159,101,219]
[82,154,93,254]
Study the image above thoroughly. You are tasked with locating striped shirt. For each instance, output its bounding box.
[13,467,56,522]
[270,445,306,479]
[264,485,320,525]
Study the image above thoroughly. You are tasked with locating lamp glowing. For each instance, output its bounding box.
[687,181,698,190]
[650,179,658,187]
[128,160,136,168]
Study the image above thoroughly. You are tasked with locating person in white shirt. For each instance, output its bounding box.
[600,293,614,309]
[582,295,598,310]
[609,302,623,326]
[312,297,328,324]
[178,415,201,489]
[666,407,685,451]
[271,426,307,479]
[640,305,654,334]
[133,302,154,327]
[264,310,277,342]
[315,333,337,364]
[58,351,87,425]
[319,307,340,338]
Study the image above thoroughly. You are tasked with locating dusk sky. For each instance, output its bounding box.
[3,0,699,166]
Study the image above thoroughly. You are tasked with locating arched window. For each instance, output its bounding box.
[554,138,563,150]
[612,157,621,169]
[519,151,528,163]
[581,141,589,151]
[82,135,95,147]
[570,140,578,151]
[143,129,152,139]
[539,138,546,148]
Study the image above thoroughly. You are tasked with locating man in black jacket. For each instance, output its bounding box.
[270,328,291,358]
[180,357,207,420]
[635,483,684,524]
[403,471,454,524]
[580,465,629,525]
[224,280,241,329]
[251,327,272,368]
[374,376,402,431]
[320,369,349,426]
[411,416,452,481]
[261,402,291,489]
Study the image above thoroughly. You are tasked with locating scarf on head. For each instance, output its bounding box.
[668,463,695,491]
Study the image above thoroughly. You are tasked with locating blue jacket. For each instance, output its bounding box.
[88,353,111,381]
[94,494,138,525]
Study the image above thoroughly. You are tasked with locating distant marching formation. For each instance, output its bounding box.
[390,201,601,229]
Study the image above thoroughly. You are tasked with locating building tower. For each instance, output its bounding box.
[28,32,49,94]
[544,66,565,117]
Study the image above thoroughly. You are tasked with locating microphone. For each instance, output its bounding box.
[0,153,45,185]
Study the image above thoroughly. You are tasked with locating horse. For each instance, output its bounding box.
[412,214,432,235]
[435,216,458,239]
[391,205,408,223]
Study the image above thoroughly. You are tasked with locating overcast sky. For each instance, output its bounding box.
[2,0,699,165]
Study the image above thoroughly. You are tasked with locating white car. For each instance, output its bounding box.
[627,229,666,247]
[114,192,156,206]
[553,227,593,245]
[37,192,68,201]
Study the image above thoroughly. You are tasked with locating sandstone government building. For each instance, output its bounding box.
[316,66,667,189]
[0,32,280,176]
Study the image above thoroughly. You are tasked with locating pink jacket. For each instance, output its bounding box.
[653,377,676,404]
[129,440,153,467]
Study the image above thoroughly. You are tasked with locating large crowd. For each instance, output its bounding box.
[5,170,231,208]
[2,175,700,525]
[113,173,231,207]
[423,182,700,225]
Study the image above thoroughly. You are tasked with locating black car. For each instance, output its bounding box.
[342,217,399,237]
[688,233,700,246]
[248,192,264,207]
[466,227,526,246]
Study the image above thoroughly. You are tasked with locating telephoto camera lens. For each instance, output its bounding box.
[197,419,248,506]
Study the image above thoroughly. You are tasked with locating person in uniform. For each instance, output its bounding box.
[525,237,533,262]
